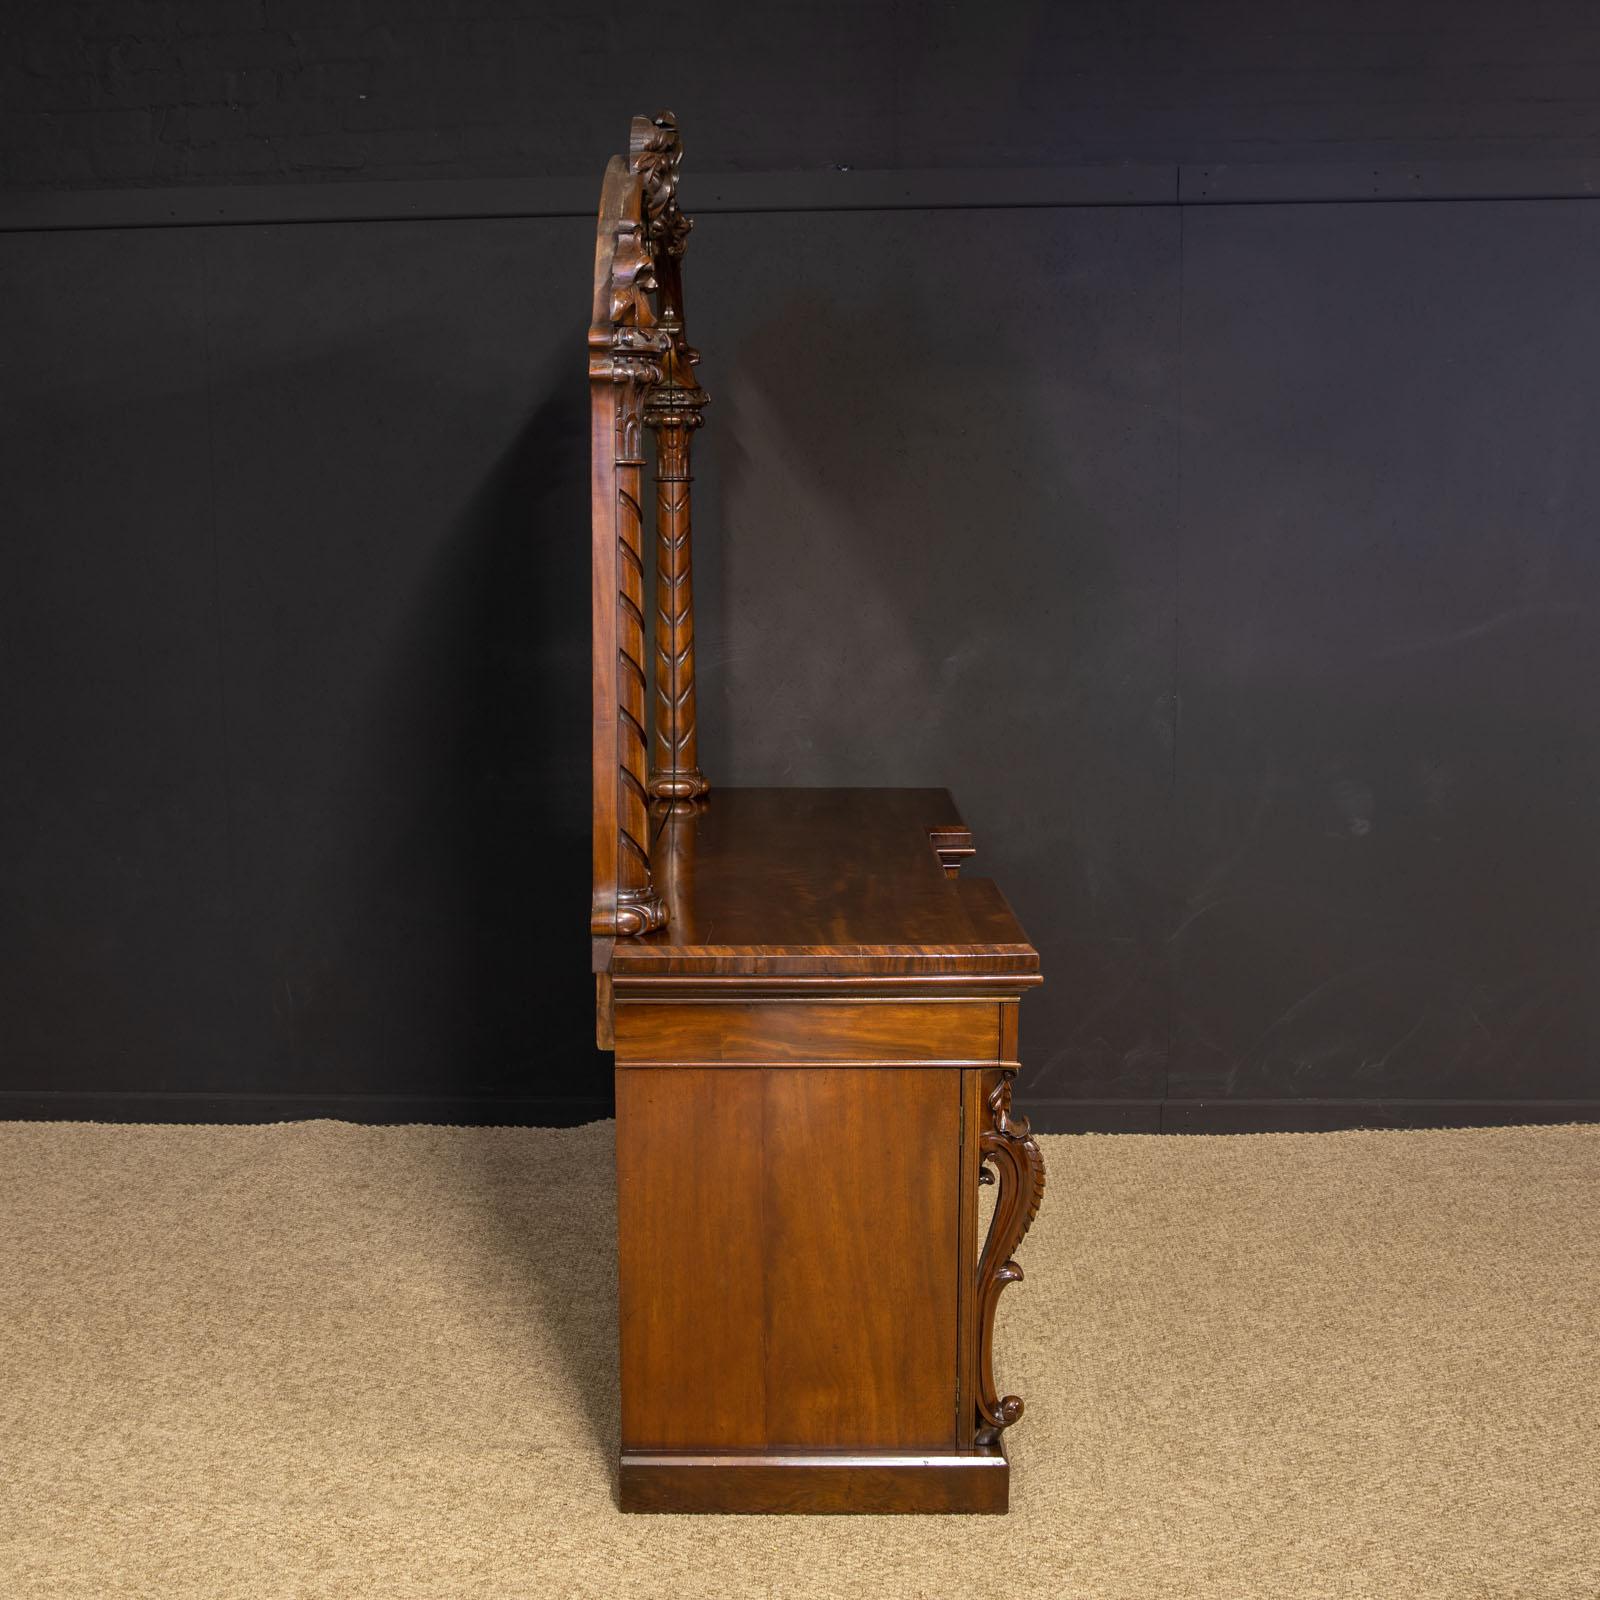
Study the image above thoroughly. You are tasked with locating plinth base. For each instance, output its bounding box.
[619,1448,1009,1514]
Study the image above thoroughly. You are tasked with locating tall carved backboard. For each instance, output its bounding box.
[589,113,707,948]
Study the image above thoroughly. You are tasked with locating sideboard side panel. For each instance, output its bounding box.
[616,1056,964,1456]
[617,1066,766,1448]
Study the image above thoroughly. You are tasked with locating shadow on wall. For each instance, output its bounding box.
[696,229,1182,1109]
[322,363,604,1114]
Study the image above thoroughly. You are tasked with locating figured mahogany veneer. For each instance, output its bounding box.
[614,998,1000,1065]
[588,115,1044,1515]
[607,787,1041,985]
[618,1065,959,1452]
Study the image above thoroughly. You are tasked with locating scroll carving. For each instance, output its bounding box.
[634,112,710,802]
[590,155,669,938]
[974,1067,1046,1446]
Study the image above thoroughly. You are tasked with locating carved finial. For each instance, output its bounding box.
[630,111,692,258]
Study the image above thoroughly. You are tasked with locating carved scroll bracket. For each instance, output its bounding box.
[975,1066,1046,1446]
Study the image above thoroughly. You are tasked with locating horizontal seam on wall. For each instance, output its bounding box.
[6,159,1600,233]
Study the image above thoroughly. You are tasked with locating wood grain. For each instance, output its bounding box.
[613,999,999,1065]
[608,788,1041,983]
[616,1066,963,1454]
[957,1066,983,1446]
[764,1068,959,1449]
[616,1067,765,1448]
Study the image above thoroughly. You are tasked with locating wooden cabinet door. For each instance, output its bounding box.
[617,1065,962,1453]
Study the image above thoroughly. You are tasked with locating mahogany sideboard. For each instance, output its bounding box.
[588,115,1045,1515]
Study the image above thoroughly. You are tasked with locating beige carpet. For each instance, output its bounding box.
[1,1120,1595,1600]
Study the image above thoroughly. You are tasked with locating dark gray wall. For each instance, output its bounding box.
[8,0,1600,189]
[1172,201,1600,1123]
[4,2,1599,1130]
[2,213,603,1119]
[5,188,1599,1130]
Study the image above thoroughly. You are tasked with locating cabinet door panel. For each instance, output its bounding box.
[764,1066,960,1449]
[617,1067,766,1448]
[618,1064,961,1452]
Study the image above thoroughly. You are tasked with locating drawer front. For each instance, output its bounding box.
[613,999,999,1066]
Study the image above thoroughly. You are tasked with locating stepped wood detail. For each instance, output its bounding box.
[587,116,1046,1515]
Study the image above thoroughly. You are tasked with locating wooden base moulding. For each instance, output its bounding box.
[619,1449,1010,1515]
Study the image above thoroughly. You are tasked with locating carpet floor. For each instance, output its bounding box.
[0,1119,1595,1599]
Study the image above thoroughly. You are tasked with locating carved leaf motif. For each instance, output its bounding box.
[646,414,709,801]
[630,111,692,257]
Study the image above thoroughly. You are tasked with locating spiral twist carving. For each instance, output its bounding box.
[612,382,666,935]
[590,147,668,940]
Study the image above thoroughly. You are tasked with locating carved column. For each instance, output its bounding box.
[644,381,708,800]
[633,111,710,803]
[975,1067,1046,1446]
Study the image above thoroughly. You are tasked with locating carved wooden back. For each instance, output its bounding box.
[590,114,708,943]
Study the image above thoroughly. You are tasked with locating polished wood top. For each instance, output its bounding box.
[602,788,1040,986]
